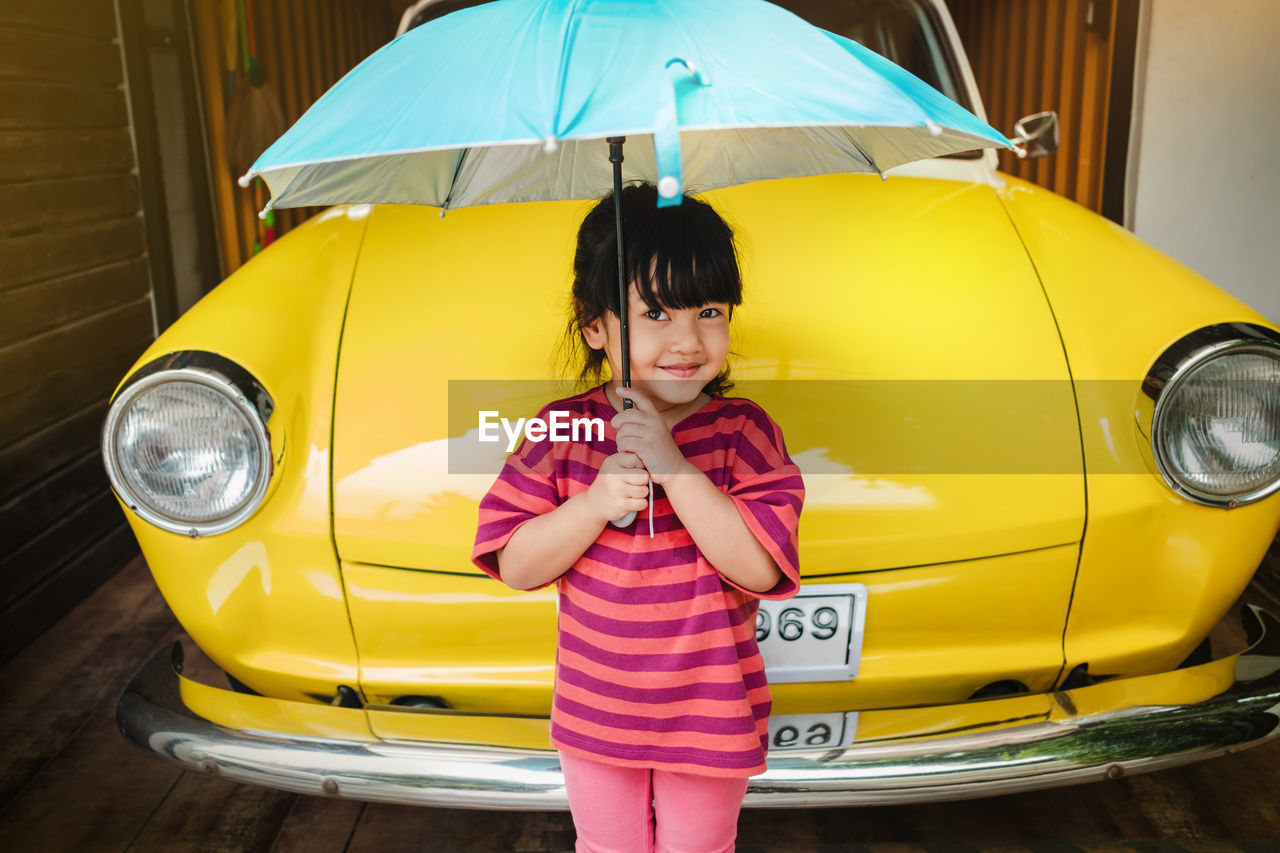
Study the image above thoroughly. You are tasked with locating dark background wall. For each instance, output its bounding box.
[949,0,1139,222]
[0,0,153,662]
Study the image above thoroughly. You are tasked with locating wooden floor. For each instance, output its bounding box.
[0,554,1277,852]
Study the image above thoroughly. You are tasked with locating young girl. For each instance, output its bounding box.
[471,182,804,853]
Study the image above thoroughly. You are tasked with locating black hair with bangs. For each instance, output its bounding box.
[562,182,743,397]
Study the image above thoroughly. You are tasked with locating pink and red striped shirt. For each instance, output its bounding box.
[471,383,804,777]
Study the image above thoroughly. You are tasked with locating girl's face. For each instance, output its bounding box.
[580,283,731,413]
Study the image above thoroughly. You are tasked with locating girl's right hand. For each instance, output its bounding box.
[586,451,650,525]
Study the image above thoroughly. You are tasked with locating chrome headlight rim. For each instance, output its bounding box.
[1142,322,1280,508]
[102,351,276,537]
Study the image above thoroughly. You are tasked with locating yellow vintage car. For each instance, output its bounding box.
[105,0,1280,808]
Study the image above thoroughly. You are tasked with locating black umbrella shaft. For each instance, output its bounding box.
[607,136,632,411]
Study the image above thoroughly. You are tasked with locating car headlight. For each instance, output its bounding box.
[1141,323,1280,507]
[102,352,275,536]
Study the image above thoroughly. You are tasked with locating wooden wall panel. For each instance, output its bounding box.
[0,129,134,182]
[0,0,149,661]
[0,472,127,612]
[1053,0,1084,196]
[950,0,1123,213]
[0,260,150,350]
[0,82,126,129]
[1076,0,1115,210]
[190,0,240,281]
[0,0,115,38]
[0,174,141,233]
[0,333,150,452]
[0,300,153,403]
[1033,0,1063,188]
[0,218,147,290]
[0,27,122,86]
[0,405,108,506]
[0,524,140,666]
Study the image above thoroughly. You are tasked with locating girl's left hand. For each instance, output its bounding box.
[612,386,694,486]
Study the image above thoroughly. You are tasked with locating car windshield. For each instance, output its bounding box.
[775,0,969,112]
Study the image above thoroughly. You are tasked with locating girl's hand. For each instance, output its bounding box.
[585,451,650,525]
[612,386,695,486]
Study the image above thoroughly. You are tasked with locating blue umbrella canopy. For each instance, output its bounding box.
[241,0,1017,215]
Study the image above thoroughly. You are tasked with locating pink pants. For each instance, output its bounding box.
[559,750,749,853]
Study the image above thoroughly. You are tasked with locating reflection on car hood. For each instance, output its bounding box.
[332,174,1083,576]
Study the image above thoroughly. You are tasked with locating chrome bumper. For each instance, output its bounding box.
[117,604,1280,809]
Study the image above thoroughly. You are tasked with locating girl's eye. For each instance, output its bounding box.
[700,307,724,319]
[644,308,668,321]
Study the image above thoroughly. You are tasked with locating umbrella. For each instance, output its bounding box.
[238,0,1018,527]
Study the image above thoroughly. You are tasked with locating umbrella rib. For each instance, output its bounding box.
[550,0,587,141]
[440,146,469,212]
[842,129,884,179]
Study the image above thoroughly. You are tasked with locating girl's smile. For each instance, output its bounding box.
[579,283,731,417]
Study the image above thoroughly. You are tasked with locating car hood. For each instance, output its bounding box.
[332,174,1084,576]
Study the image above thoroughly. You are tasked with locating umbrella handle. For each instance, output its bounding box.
[609,481,653,537]
[609,382,638,528]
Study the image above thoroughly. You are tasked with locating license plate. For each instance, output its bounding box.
[757,583,867,683]
[767,711,859,751]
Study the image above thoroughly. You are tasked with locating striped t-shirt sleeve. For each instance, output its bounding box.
[724,405,805,600]
[471,424,560,586]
